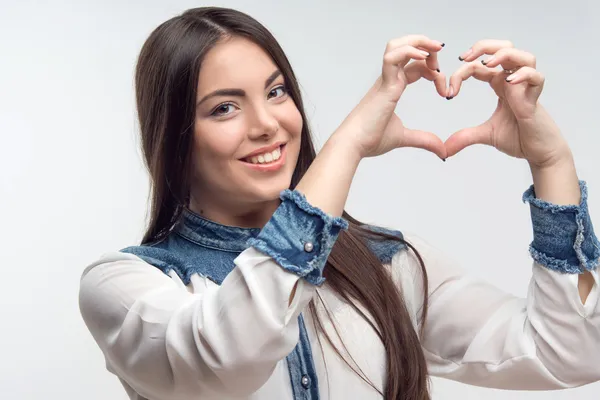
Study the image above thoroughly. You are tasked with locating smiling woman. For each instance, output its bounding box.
[78,5,600,400]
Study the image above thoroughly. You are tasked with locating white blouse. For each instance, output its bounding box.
[78,233,600,400]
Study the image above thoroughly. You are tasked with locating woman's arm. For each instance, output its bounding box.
[79,248,314,399]
[527,148,596,303]
[393,180,599,390]
[417,38,600,388]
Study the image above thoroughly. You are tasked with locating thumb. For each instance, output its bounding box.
[444,124,492,158]
[403,127,447,160]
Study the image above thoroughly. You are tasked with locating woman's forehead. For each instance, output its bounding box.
[198,37,277,91]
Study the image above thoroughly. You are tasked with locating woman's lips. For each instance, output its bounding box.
[240,144,286,172]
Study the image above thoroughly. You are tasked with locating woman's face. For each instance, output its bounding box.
[191,36,303,222]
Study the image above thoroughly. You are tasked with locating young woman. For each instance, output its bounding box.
[78,6,600,400]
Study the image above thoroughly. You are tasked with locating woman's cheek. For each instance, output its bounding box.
[281,104,303,136]
[204,121,247,157]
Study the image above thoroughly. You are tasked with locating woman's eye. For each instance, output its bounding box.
[211,103,235,117]
[268,85,288,99]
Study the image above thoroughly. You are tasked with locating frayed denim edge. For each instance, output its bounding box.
[522,180,588,214]
[280,189,348,282]
[242,190,349,286]
[280,189,350,230]
[246,238,325,286]
[573,207,600,271]
[523,180,600,273]
[529,244,600,274]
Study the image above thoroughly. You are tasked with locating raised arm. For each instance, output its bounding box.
[393,179,599,389]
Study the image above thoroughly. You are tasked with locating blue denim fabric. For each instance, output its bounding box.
[523,180,600,274]
[286,314,320,399]
[247,189,349,286]
[359,224,406,263]
[120,189,406,400]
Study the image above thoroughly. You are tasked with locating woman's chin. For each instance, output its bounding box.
[246,179,291,203]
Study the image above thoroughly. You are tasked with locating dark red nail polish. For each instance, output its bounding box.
[446,96,453,100]
[441,43,446,47]
[481,59,487,65]
[436,68,440,73]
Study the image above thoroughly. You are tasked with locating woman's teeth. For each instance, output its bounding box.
[246,146,281,164]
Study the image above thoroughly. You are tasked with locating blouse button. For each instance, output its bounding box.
[303,242,314,253]
[301,375,310,388]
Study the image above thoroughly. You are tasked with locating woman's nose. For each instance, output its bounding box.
[248,106,279,139]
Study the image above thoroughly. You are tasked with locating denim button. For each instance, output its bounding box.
[303,242,314,252]
[301,375,310,388]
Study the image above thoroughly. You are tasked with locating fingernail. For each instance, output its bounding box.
[436,68,441,73]
[459,48,473,61]
[419,50,430,57]
[482,55,495,65]
[506,73,518,82]
[440,42,446,47]
[442,158,447,162]
[445,85,454,100]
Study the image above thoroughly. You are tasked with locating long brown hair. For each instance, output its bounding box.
[134,7,430,399]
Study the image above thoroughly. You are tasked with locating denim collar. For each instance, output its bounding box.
[173,204,406,264]
[173,207,262,253]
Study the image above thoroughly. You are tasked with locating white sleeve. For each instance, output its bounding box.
[394,233,600,390]
[79,249,314,400]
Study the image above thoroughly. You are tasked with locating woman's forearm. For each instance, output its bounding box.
[528,153,595,303]
[294,132,362,218]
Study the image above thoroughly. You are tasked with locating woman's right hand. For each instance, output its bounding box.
[336,35,448,160]
[296,36,448,217]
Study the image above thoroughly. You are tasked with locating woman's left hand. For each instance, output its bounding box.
[443,39,572,168]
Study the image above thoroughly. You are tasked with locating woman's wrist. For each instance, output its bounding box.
[528,151,580,206]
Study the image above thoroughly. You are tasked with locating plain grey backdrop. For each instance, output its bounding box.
[1,0,598,398]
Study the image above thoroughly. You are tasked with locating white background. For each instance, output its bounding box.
[1,0,598,398]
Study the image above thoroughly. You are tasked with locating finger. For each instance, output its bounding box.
[403,128,448,160]
[505,66,545,87]
[423,47,442,72]
[459,39,514,62]
[404,61,447,97]
[387,35,444,72]
[387,34,445,54]
[481,48,536,70]
[447,61,497,99]
[444,124,493,158]
[381,46,430,87]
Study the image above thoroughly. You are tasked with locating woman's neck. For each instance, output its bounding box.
[188,191,281,229]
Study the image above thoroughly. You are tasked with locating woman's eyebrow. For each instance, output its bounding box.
[196,70,282,107]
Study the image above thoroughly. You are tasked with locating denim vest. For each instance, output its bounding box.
[120,190,406,400]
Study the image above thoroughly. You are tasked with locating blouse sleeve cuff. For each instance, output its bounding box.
[523,180,600,274]
[247,189,349,286]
